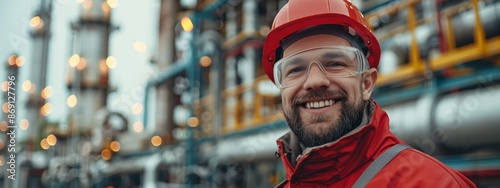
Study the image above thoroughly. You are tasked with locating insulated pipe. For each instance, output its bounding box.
[433,85,500,152]
[210,127,289,163]
[385,85,500,155]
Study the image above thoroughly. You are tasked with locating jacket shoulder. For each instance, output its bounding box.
[367,149,477,188]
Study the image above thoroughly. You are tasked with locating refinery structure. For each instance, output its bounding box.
[1,0,500,187]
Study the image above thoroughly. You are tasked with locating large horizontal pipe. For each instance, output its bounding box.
[208,127,289,163]
[385,84,500,155]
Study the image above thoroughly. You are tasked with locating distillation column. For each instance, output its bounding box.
[155,0,177,141]
[66,0,113,186]
[68,0,112,133]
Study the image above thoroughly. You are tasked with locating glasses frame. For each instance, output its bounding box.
[273,45,369,89]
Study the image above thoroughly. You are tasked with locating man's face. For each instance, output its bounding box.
[280,34,376,147]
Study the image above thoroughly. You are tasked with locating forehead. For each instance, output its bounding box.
[283,34,352,57]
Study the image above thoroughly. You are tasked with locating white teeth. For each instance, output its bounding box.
[306,100,336,109]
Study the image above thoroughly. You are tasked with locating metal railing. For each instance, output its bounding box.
[366,0,500,86]
[194,75,283,136]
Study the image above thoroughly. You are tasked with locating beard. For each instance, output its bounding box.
[284,90,366,148]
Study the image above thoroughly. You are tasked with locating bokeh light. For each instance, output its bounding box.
[151,135,162,147]
[133,122,143,133]
[41,103,52,116]
[67,95,78,108]
[101,149,112,160]
[20,119,29,130]
[187,117,199,128]
[15,56,25,66]
[106,56,117,69]
[181,16,194,32]
[22,80,32,92]
[41,86,53,99]
[69,54,80,68]
[0,121,7,132]
[199,56,212,67]
[131,103,143,115]
[107,0,119,8]
[134,41,147,52]
[30,16,43,29]
[1,81,8,92]
[46,134,57,146]
[40,138,50,150]
[110,141,121,152]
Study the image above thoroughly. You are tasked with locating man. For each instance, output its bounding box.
[261,0,476,187]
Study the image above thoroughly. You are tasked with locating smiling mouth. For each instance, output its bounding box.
[303,99,339,109]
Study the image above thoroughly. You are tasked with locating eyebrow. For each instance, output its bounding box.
[283,57,305,67]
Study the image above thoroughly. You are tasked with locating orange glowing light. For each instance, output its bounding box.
[30,16,43,29]
[77,57,87,70]
[41,86,53,99]
[15,56,25,66]
[8,55,17,66]
[187,117,199,128]
[151,136,162,146]
[41,103,52,116]
[40,138,50,150]
[101,149,112,160]
[110,141,121,152]
[0,121,7,132]
[20,119,29,130]
[46,134,57,146]
[181,17,194,32]
[1,81,8,92]
[199,56,212,67]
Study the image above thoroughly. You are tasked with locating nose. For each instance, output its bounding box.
[302,63,330,90]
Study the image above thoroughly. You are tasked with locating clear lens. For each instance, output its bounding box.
[273,46,368,88]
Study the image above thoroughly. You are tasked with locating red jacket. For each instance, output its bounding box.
[275,101,476,187]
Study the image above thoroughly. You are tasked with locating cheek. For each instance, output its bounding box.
[335,80,363,101]
[281,88,296,105]
[281,93,292,110]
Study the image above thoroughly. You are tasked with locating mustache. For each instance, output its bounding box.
[291,90,348,107]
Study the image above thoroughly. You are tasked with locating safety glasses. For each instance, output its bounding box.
[273,46,369,89]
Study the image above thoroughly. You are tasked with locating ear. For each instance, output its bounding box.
[361,68,378,100]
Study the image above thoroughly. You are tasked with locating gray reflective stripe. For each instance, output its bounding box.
[274,179,287,188]
[352,144,411,188]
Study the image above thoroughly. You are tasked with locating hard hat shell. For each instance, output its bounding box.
[262,0,381,83]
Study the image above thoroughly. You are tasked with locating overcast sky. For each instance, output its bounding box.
[1,0,159,139]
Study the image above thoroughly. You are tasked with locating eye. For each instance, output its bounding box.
[284,66,306,77]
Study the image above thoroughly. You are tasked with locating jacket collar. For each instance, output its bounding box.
[276,100,401,184]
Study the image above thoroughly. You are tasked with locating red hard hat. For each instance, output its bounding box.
[262,0,381,83]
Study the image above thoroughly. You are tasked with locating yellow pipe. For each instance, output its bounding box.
[471,0,486,52]
[445,14,456,51]
[407,3,421,71]
[223,31,262,49]
[431,36,500,70]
